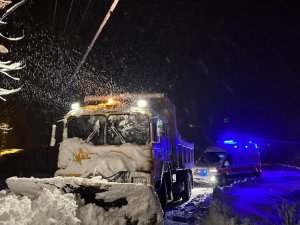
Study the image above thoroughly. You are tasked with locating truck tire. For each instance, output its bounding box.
[218,175,228,186]
[182,173,192,202]
[159,179,167,214]
[172,192,181,201]
[254,168,262,178]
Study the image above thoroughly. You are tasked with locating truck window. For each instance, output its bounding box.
[223,154,232,167]
[67,115,105,145]
[198,152,226,165]
[152,120,158,142]
[186,148,190,163]
[107,114,150,145]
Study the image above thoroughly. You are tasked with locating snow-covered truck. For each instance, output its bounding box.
[51,93,194,211]
[6,93,194,223]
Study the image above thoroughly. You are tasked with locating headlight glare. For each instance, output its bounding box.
[209,167,218,173]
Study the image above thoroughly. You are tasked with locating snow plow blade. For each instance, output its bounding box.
[6,177,163,225]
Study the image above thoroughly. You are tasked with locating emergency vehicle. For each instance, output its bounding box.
[193,140,261,185]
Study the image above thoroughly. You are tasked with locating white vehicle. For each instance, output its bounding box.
[193,141,261,185]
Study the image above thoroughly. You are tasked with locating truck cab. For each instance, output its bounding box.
[51,93,194,211]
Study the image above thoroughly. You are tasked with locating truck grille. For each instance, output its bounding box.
[132,177,147,185]
[130,172,151,185]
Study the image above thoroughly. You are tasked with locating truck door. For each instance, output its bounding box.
[223,154,233,176]
[152,118,168,183]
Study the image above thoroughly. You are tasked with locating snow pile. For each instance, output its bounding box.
[56,138,152,177]
[31,188,80,225]
[4,176,163,225]
[0,194,33,225]
[0,189,79,225]
[204,188,251,225]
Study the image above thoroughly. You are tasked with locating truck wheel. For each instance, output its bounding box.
[182,173,192,202]
[218,175,228,186]
[254,168,262,178]
[159,179,167,214]
[173,193,181,201]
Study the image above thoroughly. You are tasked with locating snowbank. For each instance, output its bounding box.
[204,189,251,225]
[205,165,300,225]
[2,176,163,225]
[0,188,80,225]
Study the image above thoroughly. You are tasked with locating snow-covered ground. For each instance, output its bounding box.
[165,187,213,224]
[0,177,163,225]
[1,164,299,225]
[165,164,300,225]
[208,164,300,225]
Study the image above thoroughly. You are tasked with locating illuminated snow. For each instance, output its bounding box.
[4,176,163,225]
[0,188,80,225]
[165,165,300,225]
[206,165,300,225]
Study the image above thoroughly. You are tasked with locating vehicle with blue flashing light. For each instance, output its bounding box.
[193,140,261,186]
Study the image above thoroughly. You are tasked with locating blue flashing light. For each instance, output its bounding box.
[224,140,237,145]
[219,133,261,151]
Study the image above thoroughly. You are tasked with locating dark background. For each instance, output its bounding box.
[0,0,300,167]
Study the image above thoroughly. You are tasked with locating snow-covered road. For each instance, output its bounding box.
[165,187,213,224]
[0,164,299,225]
[211,164,300,225]
[165,164,300,225]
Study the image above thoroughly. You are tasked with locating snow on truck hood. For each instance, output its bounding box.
[55,138,153,177]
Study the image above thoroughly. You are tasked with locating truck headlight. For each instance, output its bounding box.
[209,167,218,173]
[209,176,217,183]
[71,102,80,110]
[137,99,147,108]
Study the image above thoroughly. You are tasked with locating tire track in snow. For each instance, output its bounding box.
[165,187,213,224]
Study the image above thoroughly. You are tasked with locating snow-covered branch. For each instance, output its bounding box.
[0,87,21,101]
[0,0,25,24]
[0,32,24,41]
[0,0,26,101]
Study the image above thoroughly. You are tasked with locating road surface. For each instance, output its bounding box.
[165,186,213,224]
[165,164,300,225]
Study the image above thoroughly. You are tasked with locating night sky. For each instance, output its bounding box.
[0,0,300,164]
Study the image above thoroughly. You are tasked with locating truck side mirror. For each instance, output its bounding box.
[151,118,163,143]
[49,119,64,147]
[224,161,230,167]
[157,119,164,137]
[50,124,57,147]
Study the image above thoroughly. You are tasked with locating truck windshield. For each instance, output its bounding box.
[67,115,105,145]
[107,114,150,145]
[199,152,226,164]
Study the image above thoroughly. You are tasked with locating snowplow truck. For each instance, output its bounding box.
[53,93,194,210]
[6,93,194,223]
